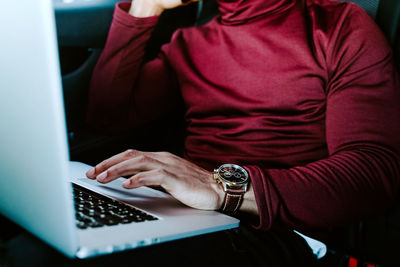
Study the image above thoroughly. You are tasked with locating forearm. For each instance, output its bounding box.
[248,144,400,232]
[87,0,193,132]
[87,2,161,131]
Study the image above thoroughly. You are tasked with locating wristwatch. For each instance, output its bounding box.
[213,164,249,214]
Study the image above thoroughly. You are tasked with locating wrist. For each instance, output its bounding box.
[129,0,164,17]
[240,183,258,214]
[210,174,225,210]
[213,164,249,214]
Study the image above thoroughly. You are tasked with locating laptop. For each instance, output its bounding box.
[0,0,239,259]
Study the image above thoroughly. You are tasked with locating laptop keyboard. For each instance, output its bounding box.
[72,183,158,229]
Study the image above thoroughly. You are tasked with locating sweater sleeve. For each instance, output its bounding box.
[87,2,180,132]
[248,6,400,233]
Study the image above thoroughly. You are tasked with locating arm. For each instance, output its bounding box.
[85,4,400,234]
[86,0,192,132]
[242,9,400,232]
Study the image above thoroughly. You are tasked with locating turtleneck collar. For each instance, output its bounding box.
[216,0,294,25]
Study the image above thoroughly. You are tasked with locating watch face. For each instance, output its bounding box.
[218,164,248,184]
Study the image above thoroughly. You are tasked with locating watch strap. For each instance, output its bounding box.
[220,188,245,214]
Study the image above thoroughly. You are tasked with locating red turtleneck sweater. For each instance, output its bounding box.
[87,0,400,234]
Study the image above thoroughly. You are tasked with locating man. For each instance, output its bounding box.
[85,0,400,265]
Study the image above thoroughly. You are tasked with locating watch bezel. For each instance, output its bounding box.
[215,164,249,187]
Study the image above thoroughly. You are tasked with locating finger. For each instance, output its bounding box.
[86,149,143,179]
[122,169,171,189]
[96,154,166,184]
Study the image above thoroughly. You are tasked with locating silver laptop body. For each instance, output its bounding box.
[0,0,239,259]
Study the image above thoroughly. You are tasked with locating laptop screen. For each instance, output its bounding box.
[0,0,78,257]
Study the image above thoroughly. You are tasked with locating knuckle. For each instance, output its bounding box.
[155,168,168,176]
[125,149,136,158]
[134,175,144,184]
[136,155,148,163]
[106,167,117,176]
[96,160,107,170]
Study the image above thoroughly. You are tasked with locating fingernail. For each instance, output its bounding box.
[97,172,107,181]
[86,168,95,177]
[122,180,131,187]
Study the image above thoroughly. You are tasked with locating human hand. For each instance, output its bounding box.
[129,0,199,17]
[152,0,198,10]
[86,149,224,210]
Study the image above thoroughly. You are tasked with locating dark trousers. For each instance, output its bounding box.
[2,224,316,267]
